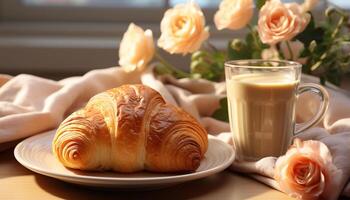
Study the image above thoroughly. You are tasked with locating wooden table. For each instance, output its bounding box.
[0,148,293,200]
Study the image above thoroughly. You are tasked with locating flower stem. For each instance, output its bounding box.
[154,52,190,78]
[331,15,346,39]
[206,41,219,53]
[286,41,294,60]
[247,24,261,50]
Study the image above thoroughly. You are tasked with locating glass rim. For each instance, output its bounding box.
[225,59,302,69]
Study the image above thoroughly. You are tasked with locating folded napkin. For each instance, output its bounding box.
[1,66,350,199]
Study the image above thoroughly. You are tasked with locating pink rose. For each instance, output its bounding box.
[261,46,280,60]
[119,23,155,72]
[275,138,338,200]
[258,0,310,45]
[157,1,209,55]
[280,40,307,64]
[214,0,254,30]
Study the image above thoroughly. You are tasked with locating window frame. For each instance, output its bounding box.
[0,0,168,23]
[0,0,334,77]
[0,0,218,23]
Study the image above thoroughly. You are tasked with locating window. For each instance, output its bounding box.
[3,0,343,24]
[3,0,344,24]
[23,0,221,7]
[0,0,222,23]
[170,0,220,7]
[0,0,162,22]
[24,0,164,7]
[328,0,350,9]
[0,0,347,77]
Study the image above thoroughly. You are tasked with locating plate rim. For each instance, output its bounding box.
[14,130,235,184]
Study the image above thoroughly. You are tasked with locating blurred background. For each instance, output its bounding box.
[0,0,348,79]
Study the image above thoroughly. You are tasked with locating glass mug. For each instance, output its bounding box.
[225,60,329,161]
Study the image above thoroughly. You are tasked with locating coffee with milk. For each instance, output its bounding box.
[227,73,298,160]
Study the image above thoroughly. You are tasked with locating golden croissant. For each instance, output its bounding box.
[53,84,208,173]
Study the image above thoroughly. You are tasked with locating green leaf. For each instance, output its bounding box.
[227,39,251,60]
[212,51,226,62]
[256,0,267,10]
[295,13,325,46]
[311,61,322,71]
[245,31,258,50]
[297,8,350,86]
[308,40,317,52]
[326,65,342,86]
[252,51,262,59]
[191,51,209,61]
[154,63,173,76]
[190,50,226,81]
[190,59,211,74]
[299,48,309,58]
[212,98,229,122]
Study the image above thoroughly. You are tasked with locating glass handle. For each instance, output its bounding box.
[294,83,329,135]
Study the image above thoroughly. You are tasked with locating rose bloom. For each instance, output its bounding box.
[280,40,307,64]
[119,23,155,72]
[258,0,310,45]
[214,0,254,30]
[275,138,338,200]
[157,1,209,55]
[261,46,280,60]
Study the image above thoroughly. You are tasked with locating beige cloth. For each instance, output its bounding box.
[1,66,350,199]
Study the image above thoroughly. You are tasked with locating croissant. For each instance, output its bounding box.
[52,84,208,173]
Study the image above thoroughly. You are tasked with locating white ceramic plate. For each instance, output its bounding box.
[14,130,235,190]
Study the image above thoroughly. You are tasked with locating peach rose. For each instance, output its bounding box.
[275,138,338,200]
[258,0,310,45]
[214,0,254,30]
[157,1,209,55]
[302,0,319,12]
[261,46,280,60]
[280,40,304,60]
[119,23,155,72]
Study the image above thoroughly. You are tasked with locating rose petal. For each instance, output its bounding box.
[258,0,310,45]
[119,23,155,72]
[275,139,338,200]
[158,1,209,55]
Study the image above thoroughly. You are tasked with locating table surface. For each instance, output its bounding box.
[0,148,293,200]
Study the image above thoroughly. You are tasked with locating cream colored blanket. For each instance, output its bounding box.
[1,66,350,199]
